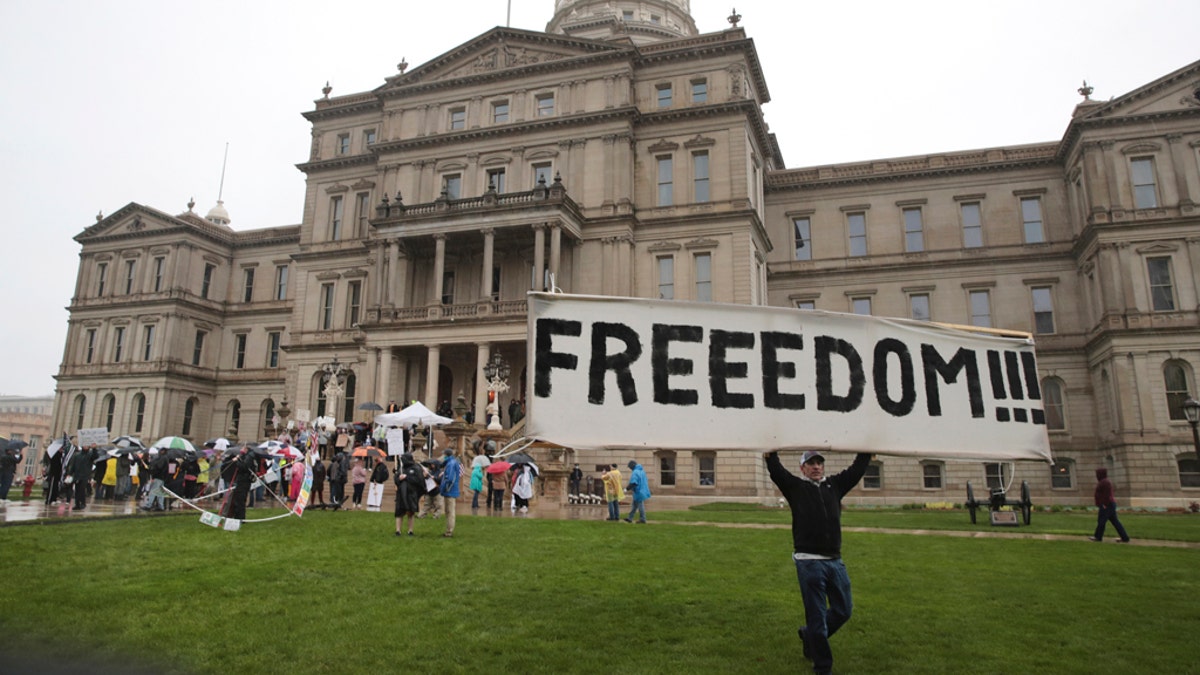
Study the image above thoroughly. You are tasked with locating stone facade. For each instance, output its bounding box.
[52,0,1200,507]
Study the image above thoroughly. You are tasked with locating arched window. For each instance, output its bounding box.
[74,394,87,430]
[1179,455,1200,488]
[131,393,146,433]
[1164,360,1192,421]
[182,398,196,437]
[102,394,116,431]
[228,399,242,435]
[262,398,276,438]
[314,370,328,418]
[1042,378,1066,430]
[342,372,356,422]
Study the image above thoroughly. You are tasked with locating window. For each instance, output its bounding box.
[1020,197,1044,243]
[1147,257,1175,311]
[152,256,165,292]
[659,453,676,486]
[694,253,712,302]
[852,297,872,315]
[1164,361,1191,421]
[1050,460,1074,489]
[792,217,812,261]
[795,300,815,311]
[961,202,983,248]
[1179,457,1200,488]
[903,207,924,252]
[192,331,205,366]
[449,107,466,130]
[969,290,991,328]
[656,156,673,206]
[492,100,509,124]
[622,9,634,20]
[1042,378,1066,430]
[75,395,86,430]
[650,14,660,24]
[112,327,125,362]
[1032,287,1055,334]
[267,331,281,368]
[182,398,195,436]
[124,259,136,294]
[984,463,1009,490]
[532,162,553,187]
[697,452,715,486]
[275,265,289,300]
[201,263,215,299]
[320,283,335,329]
[234,333,247,369]
[132,394,145,433]
[1131,157,1158,209]
[356,192,371,234]
[691,79,707,103]
[922,462,943,489]
[491,266,501,302]
[656,83,672,108]
[443,174,462,200]
[242,268,255,303]
[535,93,554,117]
[336,133,350,155]
[847,212,867,257]
[910,293,931,321]
[363,128,376,146]
[692,151,710,203]
[863,462,882,489]
[141,325,154,361]
[657,257,674,299]
[442,270,456,305]
[103,395,115,431]
[347,280,362,326]
[329,196,344,240]
[96,262,108,295]
[487,168,507,193]
[84,329,96,364]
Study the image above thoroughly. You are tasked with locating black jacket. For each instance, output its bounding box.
[766,452,871,558]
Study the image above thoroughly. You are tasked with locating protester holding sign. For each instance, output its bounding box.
[766,449,871,675]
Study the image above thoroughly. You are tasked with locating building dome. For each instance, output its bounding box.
[205,199,231,227]
[547,0,698,44]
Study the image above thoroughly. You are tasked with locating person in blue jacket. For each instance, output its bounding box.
[766,449,871,675]
[623,460,651,523]
[439,447,462,538]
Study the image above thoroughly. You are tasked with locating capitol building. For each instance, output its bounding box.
[53,0,1200,506]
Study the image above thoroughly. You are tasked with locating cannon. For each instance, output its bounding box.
[965,480,1032,526]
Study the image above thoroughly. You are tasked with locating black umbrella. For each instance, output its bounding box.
[6,439,29,452]
[507,452,535,465]
[357,401,384,411]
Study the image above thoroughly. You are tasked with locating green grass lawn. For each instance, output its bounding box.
[1,508,1197,674]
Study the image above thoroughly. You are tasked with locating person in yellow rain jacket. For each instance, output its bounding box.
[602,464,624,521]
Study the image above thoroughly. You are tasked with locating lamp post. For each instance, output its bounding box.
[1183,396,1200,462]
[482,351,510,431]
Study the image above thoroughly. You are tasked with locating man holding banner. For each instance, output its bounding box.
[766,449,871,675]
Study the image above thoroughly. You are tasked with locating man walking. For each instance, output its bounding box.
[1089,467,1131,543]
[439,448,461,538]
[623,460,650,523]
[602,464,623,521]
[766,449,871,675]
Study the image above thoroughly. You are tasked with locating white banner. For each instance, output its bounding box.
[77,427,109,447]
[526,293,1052,462]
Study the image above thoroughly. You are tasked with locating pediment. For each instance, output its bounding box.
[1081,60,1200,120]
[1135,242,1178,254]
[75,202,236,245]
[380,27,626,90]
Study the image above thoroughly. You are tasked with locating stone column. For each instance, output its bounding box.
[1097,244,1123,315]
[387,240,400,306]
[481,228,495,300]
[424,345,440,407]
[1166,134,1196,206]
[432,234,446,305]
[377,347,393,404]
[1082,142,1110,215]
[373,242,387,307]
[396,246,410,308]
[1100,141,1123,211]
[532,224,546,291]
[549,224,562,289]
[475,343,491,424]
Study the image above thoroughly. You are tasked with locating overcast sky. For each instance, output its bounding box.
[1,0,1197,398]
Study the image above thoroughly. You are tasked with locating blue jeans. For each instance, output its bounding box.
[607,499,620,520]
[1094,502,1130,541]
[795,558,853,675]
[626,499,646,522]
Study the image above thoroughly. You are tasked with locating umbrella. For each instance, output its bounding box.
[270,446,303,460]
[351,446,386,461]
[258,440,286,453]
[374,401,452,428]
[485,460,513,474]
[357,401,384,411]
[152,436,197,453]
[6,439,29,452]
[203,437,230,451]
[471,454,492,468]
[111,432,145,449]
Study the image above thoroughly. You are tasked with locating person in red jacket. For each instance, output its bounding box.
[1089,467,1131,543]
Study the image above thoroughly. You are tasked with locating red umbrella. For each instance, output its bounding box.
[271,446,303,460]
[485,460,513,474]
[351,446,387,461]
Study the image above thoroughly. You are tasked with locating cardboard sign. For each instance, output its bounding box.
[526,293,1052,462]
[76,427,110,447]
